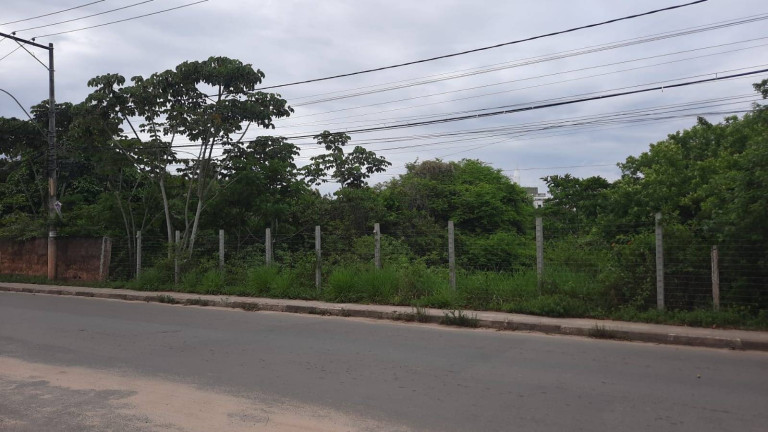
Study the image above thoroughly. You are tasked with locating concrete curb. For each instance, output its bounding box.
[2,283,767,352]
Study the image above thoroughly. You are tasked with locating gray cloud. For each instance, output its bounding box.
[1,0,766,192]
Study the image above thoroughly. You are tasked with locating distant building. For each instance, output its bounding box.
[509,170,548,208]
[525,187,548,208]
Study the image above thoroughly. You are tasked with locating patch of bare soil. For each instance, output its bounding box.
[0,356,408,432]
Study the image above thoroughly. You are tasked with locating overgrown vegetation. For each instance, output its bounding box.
[2,58,767,330]
[441,310,479,328]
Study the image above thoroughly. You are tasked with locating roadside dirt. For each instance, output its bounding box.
[0,356,409,432]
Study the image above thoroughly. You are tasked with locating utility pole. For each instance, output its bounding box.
[0,32,57,280]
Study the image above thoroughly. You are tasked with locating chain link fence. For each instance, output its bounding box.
[3,214,765,317]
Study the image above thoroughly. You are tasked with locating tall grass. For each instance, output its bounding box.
[2,233,765,330]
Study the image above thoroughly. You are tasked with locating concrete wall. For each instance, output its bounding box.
[0,237,111,281]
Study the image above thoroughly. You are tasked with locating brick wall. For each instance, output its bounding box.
[0,237,111,281]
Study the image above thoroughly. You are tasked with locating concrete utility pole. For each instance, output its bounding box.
[655,212,664,311]
[47,43,57,280]
[0,32,57,280]
[535,217,543,294]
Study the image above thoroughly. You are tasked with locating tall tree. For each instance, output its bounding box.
[209,136,308,239]
[304,131,391,189]
[84,57,294,254]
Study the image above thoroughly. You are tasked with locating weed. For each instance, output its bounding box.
[414,305,430,323]
[441,310,479,328]
[185,298,210,306]
[156,294,177,304]
[587,325,622,340]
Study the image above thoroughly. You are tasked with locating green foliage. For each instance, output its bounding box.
[610,306,768,330]
[383,159,532,234]
[131,267,172,291]
[156,294,178,304]
[223,265,313,300]
[541,174,612,232]
[3,82,768,330]
[325,266,395,303]
[441,310,479,327]
[458,231,534,271]
[304,131,391,189]
[323,264,446,305]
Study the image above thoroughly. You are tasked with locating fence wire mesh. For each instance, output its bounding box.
[3,215,765,315]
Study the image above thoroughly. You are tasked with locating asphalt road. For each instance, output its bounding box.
[1,292,767,431]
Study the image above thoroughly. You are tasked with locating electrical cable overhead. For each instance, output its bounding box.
[274,14,768,126]
[290,38,768,110]
[137,89,760,153]
[432,108,751,159]
[13,0,156,33]
[360,96,758,153]
[0,0,106,26]
[370,105,752,164]
[510,164,616,171]
[165,89,761,151]
[76,12,765,134]
[276,68,768,140]
[286,95,756,151]
[11,39,47,69]
[0,88,48,138]
[34,0,209,38]
[275,40,768,132]
[0,45,23,62]
[244,65,767,144]
[285,12,768,103]
[256,0,709,90]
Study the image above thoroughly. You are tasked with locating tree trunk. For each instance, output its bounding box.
[159,175,174,259]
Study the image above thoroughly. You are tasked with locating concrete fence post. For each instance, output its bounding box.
[448,220,456,290]
[174,230,180,285]
[535,217,543,294]
[99,236,110,282]
[655,212,665,311]
[135,230,142,280]
[711,245,720,311]
[315,225,322,290]
[265,228,273,266]
[219,229,225,272]
[374,223,381,270]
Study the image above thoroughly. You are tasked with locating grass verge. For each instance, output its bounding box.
[1,266,766,330]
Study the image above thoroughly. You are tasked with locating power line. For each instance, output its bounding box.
[79,12,765,136]
[0,88,48,138]
[431,108,750,159]
[93,32,767,143]
[285,12,768,103]
[34,0,209,38]
[291,34,768,109]
[13,0,156,33]
[277,40,768,130]
[166,83,763,151]
[255,0,709,90]
[274,15,768,126]
[10,39,48,70]
[268,96,754,156]
[381,165,621,178]
[365,97,757,154]
[0,45,23,62]
[354,103,752,175]
[269,68,768,140]
[134,90,760,154]
[0,0,106,26]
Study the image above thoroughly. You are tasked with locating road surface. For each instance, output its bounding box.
[1,292,766,431]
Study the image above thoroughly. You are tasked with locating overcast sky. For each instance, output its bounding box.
[1,0,766,192]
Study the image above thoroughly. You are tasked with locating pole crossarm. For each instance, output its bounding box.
[0,31,49,50]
